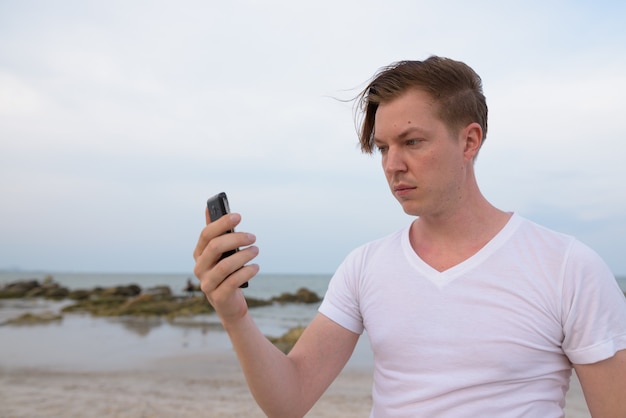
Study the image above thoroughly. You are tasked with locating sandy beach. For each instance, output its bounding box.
[0,350,374,418]
[0,349,591,418]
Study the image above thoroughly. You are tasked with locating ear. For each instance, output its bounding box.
[461,122,483,161]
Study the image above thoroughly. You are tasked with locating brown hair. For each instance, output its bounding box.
[356,56,488,153]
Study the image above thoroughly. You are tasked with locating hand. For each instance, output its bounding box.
[192,211,259,322]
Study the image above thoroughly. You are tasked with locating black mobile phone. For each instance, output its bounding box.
[206,192,248,288]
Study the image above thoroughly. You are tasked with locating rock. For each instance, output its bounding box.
[0,287,27,298]
[32,282,70,299]
[3,311,63,325]
[118,294,216,317]
[25,287,47,297]
[271,287,321,304]
[68,289,92,300]
[244,296,273,308]
[169,296,215,316]
[100,284,142,297]
[0,280,41,298]
[44,286,70,300]
[62,291,216,318]
[146,286,172,298]
[120,294,158,314]
[61,293,129,315]
[268,326,306,353]
[0,279,71,300]
[294,288,321,303]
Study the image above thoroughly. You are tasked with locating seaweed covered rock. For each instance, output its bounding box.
[0,279,71,299]
[0,280,41,298]
[3,311,63,325]
[146,285,172,297]
[42,284,70,300]
[118,294,212,317]
[268,326,306,353]
[271,287,321,304]
[62,295,128,315]
[98,284,142,298]
[68,289,92,300]
[245,296,274,308]
[62,293,217,318]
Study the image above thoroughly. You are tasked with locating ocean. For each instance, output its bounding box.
[0,272,337,372]
[0,272,330,335]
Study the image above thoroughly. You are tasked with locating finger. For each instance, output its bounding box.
[198,245,259,294]
[214,246,260,288]
[219,263,260,290]
[193,230,256,285]
[193,226,211,261]
[203,230,255,260]
[193,213,242,260]
[214,244,259,275]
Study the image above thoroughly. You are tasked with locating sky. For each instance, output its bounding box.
[0,0,625,276]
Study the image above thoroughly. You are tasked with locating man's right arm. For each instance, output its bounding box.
[225,311,359,417]
[193,212,359,417]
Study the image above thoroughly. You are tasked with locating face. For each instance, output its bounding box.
[373,88,477,218]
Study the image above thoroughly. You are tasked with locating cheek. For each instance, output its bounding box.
[381,156,393,178]
[418,151,439,173]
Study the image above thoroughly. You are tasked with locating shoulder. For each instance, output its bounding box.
[330,223,412,289]
[514,214,606,267]
[343,224,410,266]
[514,214,574,245]
[513,215,617,304]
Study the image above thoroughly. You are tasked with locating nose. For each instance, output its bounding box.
[383,146,407,176]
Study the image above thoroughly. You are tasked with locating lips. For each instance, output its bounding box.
[393,183,414,191]
[393,184,416,197]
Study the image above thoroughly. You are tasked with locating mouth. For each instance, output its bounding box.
[393,184,416,197]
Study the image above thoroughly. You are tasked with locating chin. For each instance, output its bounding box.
[399,202,421,217]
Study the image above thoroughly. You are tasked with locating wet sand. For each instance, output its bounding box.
[0,351,373,418]
[0,350,591,418]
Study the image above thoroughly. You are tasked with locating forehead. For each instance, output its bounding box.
[374,89,442,138]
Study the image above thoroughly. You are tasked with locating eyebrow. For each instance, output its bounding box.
[373,125,430,143]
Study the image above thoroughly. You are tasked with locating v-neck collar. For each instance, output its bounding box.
[401,212,522,286]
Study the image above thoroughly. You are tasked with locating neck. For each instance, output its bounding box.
[409,190,511,272]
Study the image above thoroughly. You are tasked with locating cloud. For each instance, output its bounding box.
[0,0,625,275]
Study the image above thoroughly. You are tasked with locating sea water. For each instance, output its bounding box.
[0,272,333,371]
[0,272,329,331]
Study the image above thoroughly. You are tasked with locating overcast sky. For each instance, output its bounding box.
[1,0,625,276]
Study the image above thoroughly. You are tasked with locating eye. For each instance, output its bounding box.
[376,144,388,154]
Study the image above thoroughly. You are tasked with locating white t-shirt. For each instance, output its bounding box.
[319,213,626,417]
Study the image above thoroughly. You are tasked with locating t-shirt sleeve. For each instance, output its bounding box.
[561,239,626,364]
[319,250,365,335]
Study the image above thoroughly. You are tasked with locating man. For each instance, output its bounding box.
[193,56,626,417]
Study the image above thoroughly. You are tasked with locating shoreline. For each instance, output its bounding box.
[0,364,375,418]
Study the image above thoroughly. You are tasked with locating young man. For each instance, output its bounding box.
[193,56,626,417]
